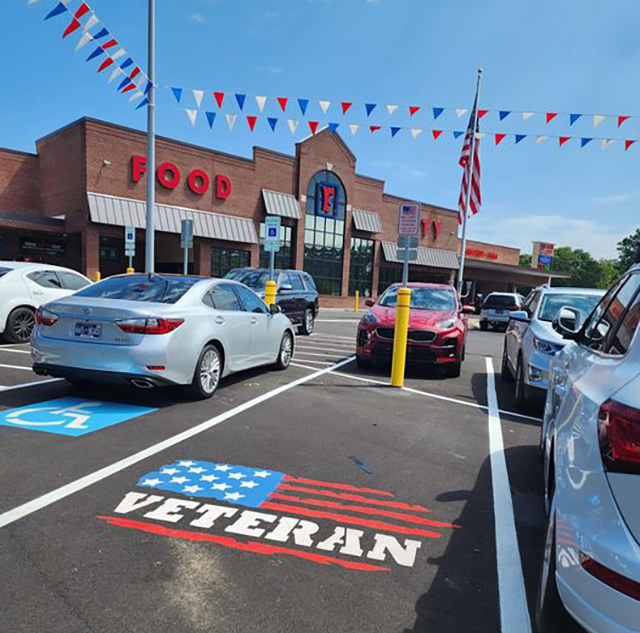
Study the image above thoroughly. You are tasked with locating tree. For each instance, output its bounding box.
[596,259,620,289]
[519,254,532,268]
[616,228,640,273]
[551,247,603,288]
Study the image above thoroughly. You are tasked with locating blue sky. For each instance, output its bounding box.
[4,0,639,258]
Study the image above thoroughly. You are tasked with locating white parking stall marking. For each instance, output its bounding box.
[485,357,532,633]
[291,359,334,366]
[296,345,356,354]
[0,349,31,355]
[0,378,63,392]
[0,357,355,529]
[315,319,361,323]
[308,333,355,342]
[0,364,36,372]
[294,351,350,359]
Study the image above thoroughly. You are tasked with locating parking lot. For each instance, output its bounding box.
[0,309,582,633]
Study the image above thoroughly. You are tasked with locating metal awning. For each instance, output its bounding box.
[352,208,382,233]
[381,241,459,270]
[262,189,301,219]
[88,193,258,245]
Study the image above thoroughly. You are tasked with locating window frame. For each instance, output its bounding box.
[27,270,63,289]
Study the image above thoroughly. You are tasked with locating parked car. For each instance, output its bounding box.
[31,274,295,399]
[479,292,525,331]
[537,263,640,632]
[502,286,604,406]
[0,262,91,343]
[225,268,319,335]
[355,283,471,377]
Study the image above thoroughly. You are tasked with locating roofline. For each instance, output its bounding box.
[0,147,38,159]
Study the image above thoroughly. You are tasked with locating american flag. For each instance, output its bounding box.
[457,95,482,224]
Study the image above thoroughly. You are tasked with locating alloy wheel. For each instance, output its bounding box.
[200,349,221,394]
[305,310,314,334]
[280,333,293,367]
[13,311,35,342]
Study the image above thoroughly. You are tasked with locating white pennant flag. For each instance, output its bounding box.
[535,135,548,144]
[111,49,126,62]
[349,124,360,136]
[287,119,298,135]
[128,90,144,103]
[255,95,267,112]
[226,114,237,131]
[411,128,423,140]
[522,112,535,122]
[75,32,93,52]
[83,14,99,31]
[319,100,331,114]
[108,67,124,84]
[193,90,204,109]
[602,138,614,149]
[474,132,486,140]
[186,109,198,127]
[456,108,468,118]
[593,114,606,128]
[386,104,398,116]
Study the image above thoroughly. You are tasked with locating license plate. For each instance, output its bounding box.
[75,323,102,339]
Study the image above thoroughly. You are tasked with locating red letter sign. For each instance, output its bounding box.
[216,174,232,199]
[157,162,181,189]
[188,169,210,195]
[321,185,335,215]
[132,155,147,183]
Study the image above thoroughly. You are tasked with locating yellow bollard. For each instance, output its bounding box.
[265,280,277,307]
[355,290,359,312]
[95,271,101,282]
[126,267,135,274]
[390,287,412,388]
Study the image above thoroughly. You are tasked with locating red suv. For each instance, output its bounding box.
[356,283,470,377]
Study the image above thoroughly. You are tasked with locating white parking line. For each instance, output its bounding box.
[294,351,349,359]
[485,358,532,633]
[315,319,360,323]
[308,333,355,342]
[296,346,356,355]
[0,348,31,355]
[0,363,35,372]
[0,356,355,529]
[291,359,333,366]
[0,378,63,392]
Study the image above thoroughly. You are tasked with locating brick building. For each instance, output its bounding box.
[0,117,557,306]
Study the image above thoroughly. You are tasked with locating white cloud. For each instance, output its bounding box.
[188,12,206,23]
[593,191,640,205]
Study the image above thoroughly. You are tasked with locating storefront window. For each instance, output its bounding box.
[259,222,294,270]
[211,247,250,278]
[303,171,346,296]
[349,237,374,297]
[378,264,402,296]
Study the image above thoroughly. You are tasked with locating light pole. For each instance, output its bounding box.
[144,0,156,273]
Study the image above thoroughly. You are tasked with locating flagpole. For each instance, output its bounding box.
[144,0,156,273]
[456,68,483,298]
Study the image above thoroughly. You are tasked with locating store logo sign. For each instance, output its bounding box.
[316,183,337,218]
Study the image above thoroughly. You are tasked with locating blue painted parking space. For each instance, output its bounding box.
[0,397,157,437]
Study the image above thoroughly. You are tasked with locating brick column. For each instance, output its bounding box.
[82,226,100,281]
[341,206,352,297]
[371,240,382,298]
[295,200,306,271]
[194,240,211,276]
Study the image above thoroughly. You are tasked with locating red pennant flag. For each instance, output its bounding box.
[102,39,118,49]
[308,121,319,135]
[477,109,488,119]
[62,18,81,38]
[75,3,90,18]
[618,116,630,128]
[122,84,136,94]
[247,116,257,132]
[341,102,352,114]
[432,130,443,140]
[495,133,506,145]
[277,97,288,112]
[409,106,421,117]
[546,112,558,123]
[369,126,381,133]
[129,67,140,80]
[214,92,225,108]
[625,140,636,151]
[98,58,114,73]
[559,136,570,147]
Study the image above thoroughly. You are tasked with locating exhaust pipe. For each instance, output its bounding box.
[131,378,155,389]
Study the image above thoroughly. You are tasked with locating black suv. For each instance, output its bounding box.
[225,268,319,335]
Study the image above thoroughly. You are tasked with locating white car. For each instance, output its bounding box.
[0,262,91,343]
[479,292,524,331]
[538,264,640,632]
[502,286,604,406]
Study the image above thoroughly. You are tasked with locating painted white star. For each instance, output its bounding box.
[211,483,231,491]
[183,485,203,494]
[189,467,206,474]
[141,478,163,487]
[200,474,219,482]
[171,476,189,484]
[178,461,196,467]
[240,481,259,489]
[224,492,245,501]
[253,470,272,478]
[215,464,232,472]
[227,472,246,480]
[160,467,179,475]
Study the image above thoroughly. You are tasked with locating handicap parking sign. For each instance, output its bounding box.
[0,398,156,437]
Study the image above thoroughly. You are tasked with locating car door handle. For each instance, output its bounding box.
[250,317,259,325]
[32,290,44,296]
[214,317,225,325]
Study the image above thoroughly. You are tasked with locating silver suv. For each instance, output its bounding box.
[479,292,524,331]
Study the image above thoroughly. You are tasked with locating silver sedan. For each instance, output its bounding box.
[31,274,295,399]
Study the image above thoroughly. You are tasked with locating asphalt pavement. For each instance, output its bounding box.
[0,310,584,633]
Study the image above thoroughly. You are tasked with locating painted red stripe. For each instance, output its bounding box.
[261,502,442,538]
[270,493,459,529]
[283,476,394,496]
[97,516,388,573]
[278,484,429,512]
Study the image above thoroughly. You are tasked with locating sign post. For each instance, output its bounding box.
[263,216,282,307]
[124,225,136,274]
[181,219,194,275]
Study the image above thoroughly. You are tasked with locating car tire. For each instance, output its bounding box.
[501,343,514,381]
[4,307,36,344]
[274,331,294,371]
[186,344,222,400]
[299,308,314,336]
[355,354,372,369]
[445,362,462,378]
[514,356,529,408]
[480,321,488,331]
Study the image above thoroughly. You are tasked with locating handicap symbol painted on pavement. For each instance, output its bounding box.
[0,398,157,437]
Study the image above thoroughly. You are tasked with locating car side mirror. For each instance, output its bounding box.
[279,283,293,292]
[365,299,375,307]
[509,310,530,322]
[461,305,475,314]
[269,303,282,316]
[552,306,582,338]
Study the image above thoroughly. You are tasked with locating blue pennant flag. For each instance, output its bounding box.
[515,134,527,144]
[144,80,153,96]
[267,117,278,131]
[235,94,246,110]
[45,2,68,20]
[298,98,309,115]
[328,122,340,134]
[365,103,377,116]
[171,87,183,103]
[93,27,109,40]
[453,130,464,139]
[120,58,133,70]
[118,77,132,91]
[570,113,582,126]
[432,107,444,120]
[390,127,401,137]
[206,112,217,129]
[581,137,593,147]
[499,110,511,121]
[136,98,150,110]
[86,46,105,62]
